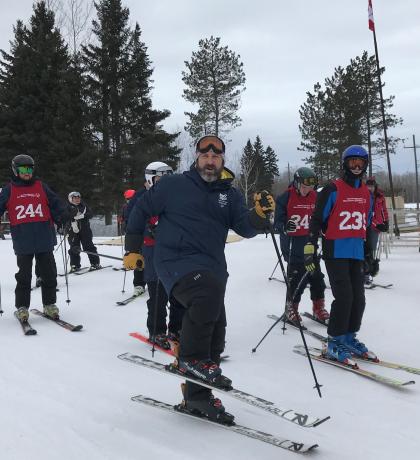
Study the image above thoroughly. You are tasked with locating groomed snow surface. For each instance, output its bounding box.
[0,234,419,459]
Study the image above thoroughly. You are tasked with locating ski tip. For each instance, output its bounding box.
[312,415,331,427]
[25,329,37,336]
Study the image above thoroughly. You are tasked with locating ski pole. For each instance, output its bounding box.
[60,230,71,304]
[120,233,126,293]
[268,260,279,280]
[252,220,323,397]
[74,248,124,261]
[0,281,3,316]
[282,235,294,333]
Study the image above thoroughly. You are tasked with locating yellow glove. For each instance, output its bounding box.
[303,243,316,273]
[254,190,275,218]
[123,252,145,270]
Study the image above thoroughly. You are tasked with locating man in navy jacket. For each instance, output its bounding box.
[123,135,275,424]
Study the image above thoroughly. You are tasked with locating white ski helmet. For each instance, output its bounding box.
[145,161,173,187]
[68,191,81,203]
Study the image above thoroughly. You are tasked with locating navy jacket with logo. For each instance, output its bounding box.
[125,166,260,294]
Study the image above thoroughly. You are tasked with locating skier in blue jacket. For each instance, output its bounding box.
[123,135,275,424]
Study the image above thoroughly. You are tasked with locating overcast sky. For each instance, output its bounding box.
[0,0,419,175]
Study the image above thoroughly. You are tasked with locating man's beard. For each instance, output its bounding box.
[196,163,223,183]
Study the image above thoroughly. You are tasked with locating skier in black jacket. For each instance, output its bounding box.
[66,191,101,271]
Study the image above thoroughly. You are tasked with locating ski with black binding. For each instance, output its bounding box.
[116,293,144,306]
[129,332,230,361]
[14,311,37,335]
[365,283,393,290]
[293,345,415,387]
[73,264,112,275]
[118,353,329,428]
[131,395,318,453]
[302,312,328,327]
[58,266,90,277]
[270,315,420,376]
[30,309,83,331]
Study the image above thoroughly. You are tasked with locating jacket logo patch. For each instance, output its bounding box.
[218,193,228,208]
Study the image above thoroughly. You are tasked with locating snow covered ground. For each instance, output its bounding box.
[0,234,419,459]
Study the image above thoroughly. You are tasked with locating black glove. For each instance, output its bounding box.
[285,219,297,233]
[376,221,389,232]
[70,206,79,217]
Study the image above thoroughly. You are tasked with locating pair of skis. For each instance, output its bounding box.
[15,309,83,335]
[58,265,112,277]
[119,352,325,453]
[268,314,419,385]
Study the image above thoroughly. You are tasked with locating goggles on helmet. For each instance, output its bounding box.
[196,135,225,155]
[346,157,367,169]
[17,166,34,174]
[300,176,317,187]
[144,168,173,178]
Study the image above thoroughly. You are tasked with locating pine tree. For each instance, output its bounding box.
[262,145,279,191]
[298,52,402,180]
[238,139,258,206]
[182,36,246,139]
[82,0,180,222]
[0,2,93,193]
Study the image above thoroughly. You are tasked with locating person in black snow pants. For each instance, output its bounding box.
[140,162,185,350]
[122,188,146,296]
[0,154,68,321]
[304,145,375,366]
[66,191,101,272]
[123,135,275,425]
[274,167,329,326]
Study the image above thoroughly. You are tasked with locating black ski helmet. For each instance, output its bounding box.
[12,154,35,176]
[293,167,317,189]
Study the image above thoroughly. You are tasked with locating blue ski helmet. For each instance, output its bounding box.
[342,145,368,174]
[342,145,368,162]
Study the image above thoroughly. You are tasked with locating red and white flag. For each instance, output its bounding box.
[368,0,375,31]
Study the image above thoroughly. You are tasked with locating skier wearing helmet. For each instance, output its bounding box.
[305,145,374,365]
[0,154,67,322]
[274,166,329,325]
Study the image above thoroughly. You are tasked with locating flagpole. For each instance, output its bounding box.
[369,2,400,236]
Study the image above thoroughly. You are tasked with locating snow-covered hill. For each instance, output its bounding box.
[0,234,419,459]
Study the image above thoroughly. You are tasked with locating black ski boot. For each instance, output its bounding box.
[183,392,235,425]
[177,358,232,389]
[149,333,171,350]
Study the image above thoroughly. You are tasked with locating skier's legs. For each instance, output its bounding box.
[146,280,168,336]
[168,295,185,336]
[288,263,308,304]
[35,252,58,305]
[80,229,100,265]
[15,254,34,308]
[325,259,353,336]
[68,232,81,267]
[348,259,366,334]
[309,266,326,300]
[172,271,226,402]
[133,268,145,288]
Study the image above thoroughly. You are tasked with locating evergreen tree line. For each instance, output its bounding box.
[298,51,403,182]
[0,0,180,222]
[236,136,279,205]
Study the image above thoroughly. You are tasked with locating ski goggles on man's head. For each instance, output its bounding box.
[196,135,226,155]
[17,166,33,174]
[300,177,318,187]
[346,157,367,169]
